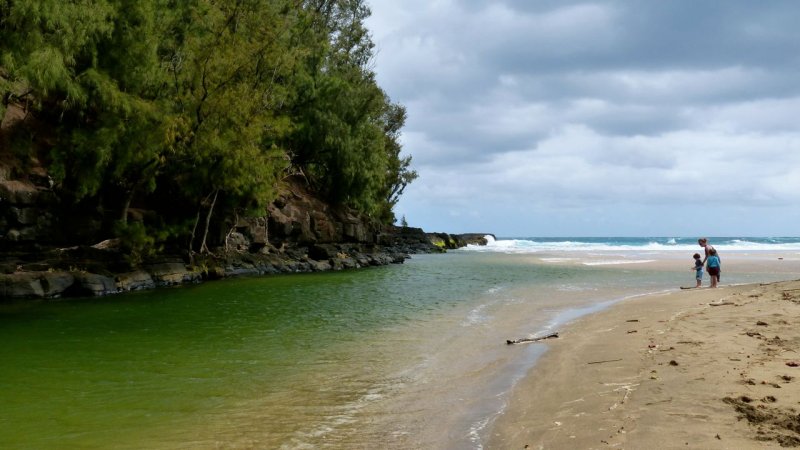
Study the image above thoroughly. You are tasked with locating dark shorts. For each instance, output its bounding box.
[708,267,720,277]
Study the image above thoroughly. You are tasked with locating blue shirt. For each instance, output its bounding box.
[707,255,720,268]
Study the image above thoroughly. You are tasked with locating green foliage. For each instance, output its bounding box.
[159,0,299,214]
[113,221,161,267]
[1,0,417,260]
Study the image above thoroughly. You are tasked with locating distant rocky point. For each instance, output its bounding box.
[426,232,495,249]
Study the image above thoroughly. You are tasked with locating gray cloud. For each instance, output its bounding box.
[367,0,800,235]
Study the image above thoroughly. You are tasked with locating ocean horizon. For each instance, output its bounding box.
[468,236,800,252]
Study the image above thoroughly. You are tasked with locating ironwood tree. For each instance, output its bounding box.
[0,0,417,259]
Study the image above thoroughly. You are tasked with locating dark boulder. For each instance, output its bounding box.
[71,273,117,296]
[0,271,75,299]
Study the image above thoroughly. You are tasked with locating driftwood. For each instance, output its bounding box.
[709,301,735,306]
[506,332,559,345]
[588,358,623,365]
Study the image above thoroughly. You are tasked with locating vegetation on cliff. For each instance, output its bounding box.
[0,0,416,260]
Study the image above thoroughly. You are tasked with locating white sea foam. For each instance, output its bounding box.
[555,284,594,292]
[463,304,489,326]
[285,383,393,449]
[461,237,800,253]
[538,257,577,263]
[582,259,657,266]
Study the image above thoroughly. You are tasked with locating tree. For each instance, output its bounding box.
[287,0,416,222]
[156,0,300,255]
[0,0,417,261]
[0,0,166,220]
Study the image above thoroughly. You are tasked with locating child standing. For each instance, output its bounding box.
[706,248,721,288]
[692,253,703,288]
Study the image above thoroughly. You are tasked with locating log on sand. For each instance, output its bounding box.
[506,332,559,345]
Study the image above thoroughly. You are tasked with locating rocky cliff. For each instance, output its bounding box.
[1,170,491,300]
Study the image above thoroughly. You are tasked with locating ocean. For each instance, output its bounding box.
[1,237,799,449]
[473,236,800,253]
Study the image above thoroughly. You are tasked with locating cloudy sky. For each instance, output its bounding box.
[365,1,800,237]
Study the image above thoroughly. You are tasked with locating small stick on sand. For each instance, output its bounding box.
[621,387,632,404]
[710,301,735,306]
[506,332,559,345]
[587,358,623,365]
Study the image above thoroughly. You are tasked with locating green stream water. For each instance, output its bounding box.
[1,253,560,448]
[2,250,797,449]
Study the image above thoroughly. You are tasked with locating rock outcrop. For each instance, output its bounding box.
[0,173,490,300]
[0,93,492,301]
[426,232,495,249]
[0,172,59,246]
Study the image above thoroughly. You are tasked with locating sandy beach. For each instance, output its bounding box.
[490,279,800,449]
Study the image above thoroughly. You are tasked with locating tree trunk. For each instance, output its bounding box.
[188,206,202,265]
[120,190,134,224]
[200,189,219,254]
[224,209,240,252]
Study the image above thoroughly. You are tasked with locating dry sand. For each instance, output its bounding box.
[490,280,800,449]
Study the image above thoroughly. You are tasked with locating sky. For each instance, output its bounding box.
[364,0,800,237]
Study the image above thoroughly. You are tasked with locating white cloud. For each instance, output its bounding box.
[367,0,800,235]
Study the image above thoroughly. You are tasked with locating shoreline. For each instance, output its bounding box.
[0,230,492,301]
[488,279,800,449]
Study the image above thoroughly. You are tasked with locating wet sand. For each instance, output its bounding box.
[490,279,800,449]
